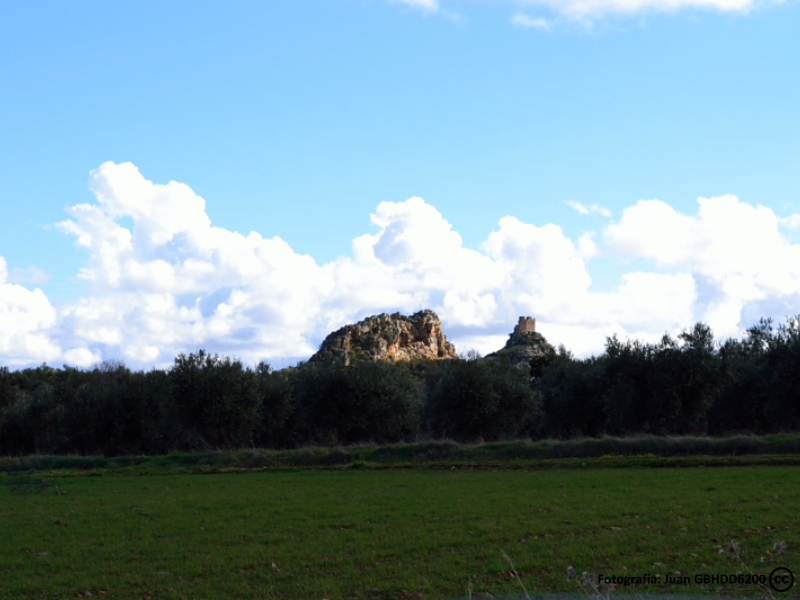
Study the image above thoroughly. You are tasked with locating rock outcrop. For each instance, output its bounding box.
[310,310,457,364]
[485,320,556,375]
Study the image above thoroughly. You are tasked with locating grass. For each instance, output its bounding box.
[2,432,800,475]
[1,465,798,599]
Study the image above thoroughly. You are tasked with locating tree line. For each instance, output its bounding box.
[1,317,799,455]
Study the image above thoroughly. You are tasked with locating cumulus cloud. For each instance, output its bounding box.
[567,201,612,218]
[393,0,780,23]
[780,214,800,229]
[55,161,328,367]
[2,162,800,369]
[576,232,601,259]
[511,13,552,28]
[605,195,800,337]
[0,256,61,365]
[391,0,439,11]
[7,266,50,286]
[519,0,762,19]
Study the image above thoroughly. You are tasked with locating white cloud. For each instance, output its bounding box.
[396,0,780,23]
[48,164,613,366]
[55,161,329,367]
[567,200,612,218]
[0,256,61,366]
[482,217,593,315]
[604,194,800,337]
[4,163,800,369]
[7,266,51,286]
[64,347,102,367]
[519,0,759,18]
[780,214,800,229]
[391,0,439,11]
[511,13,552,28]
[577,232,600,259]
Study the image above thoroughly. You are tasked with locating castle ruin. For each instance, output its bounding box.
[513,316,536,335]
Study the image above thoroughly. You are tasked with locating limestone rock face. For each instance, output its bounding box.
[310,310,457,364]
[485,324,556,375]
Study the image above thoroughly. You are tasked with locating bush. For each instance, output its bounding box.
[170,351,261,449]
[425,357,541,442]
[253,362,294,448]
[761,317,800,431]
[71,365,170,455]
[537,358,604,439]
[291,360,419,446]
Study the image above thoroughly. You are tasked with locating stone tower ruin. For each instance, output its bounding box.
[513,316,536,335]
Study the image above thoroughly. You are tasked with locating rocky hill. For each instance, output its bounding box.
[310,310,457,365]
[484,327,556,376]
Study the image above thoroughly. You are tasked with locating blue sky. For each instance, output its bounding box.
[1,0,799,368]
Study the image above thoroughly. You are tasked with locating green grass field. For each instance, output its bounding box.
[2,466,798,599]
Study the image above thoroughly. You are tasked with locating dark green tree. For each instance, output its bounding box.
[253,362,294,448]
[291,359,419,446]
[425,357,541,442]
[540,351,606,438]
[170,351,261,449]
[761,316,800,431]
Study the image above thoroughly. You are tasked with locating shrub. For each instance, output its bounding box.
[253,362,294,448]
[70,365,170,455]
[291,360,419,446]
[170,351,261,449]
[540,355,606,438]
[425,357,541,442]
[761,317,800,431]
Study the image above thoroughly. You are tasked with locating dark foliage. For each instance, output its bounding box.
[425,355,541,442]
[253,362,294,448]
[596,324,722,436]
[540,352,606,438]
[170,351,261,449]
[540,319,797,438]
[3,315,800,455]
[291,359,419,445]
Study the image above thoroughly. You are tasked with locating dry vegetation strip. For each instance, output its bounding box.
[2,466,798,599]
